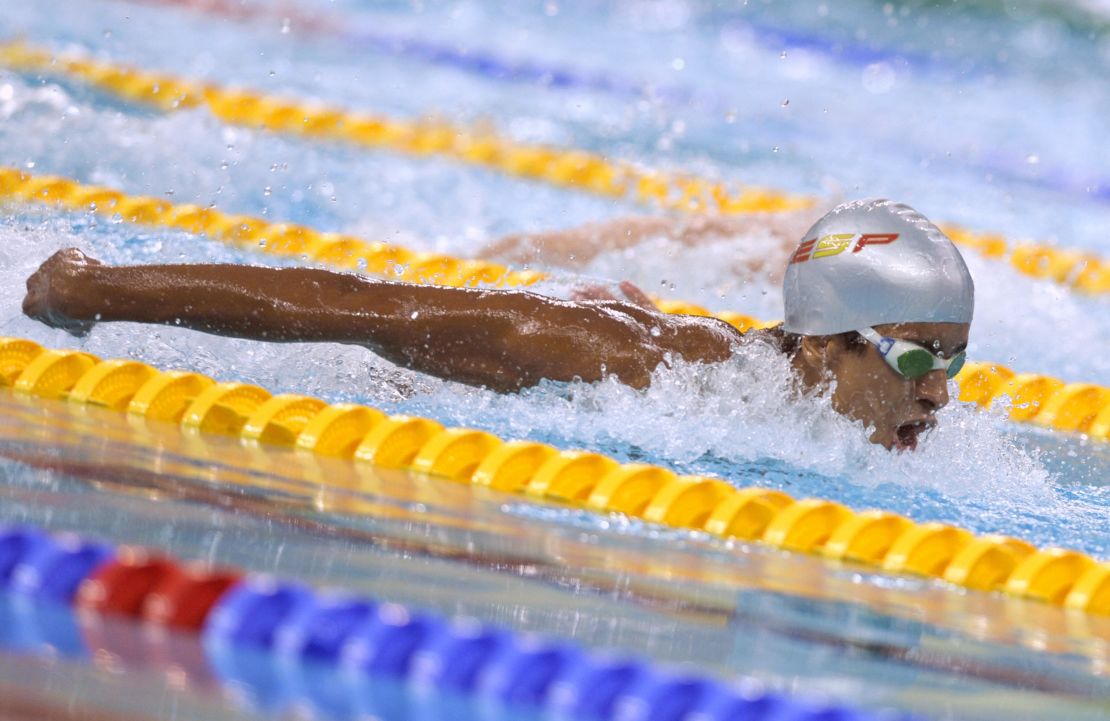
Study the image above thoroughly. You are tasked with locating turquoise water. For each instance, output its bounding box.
[1,1,1110,718]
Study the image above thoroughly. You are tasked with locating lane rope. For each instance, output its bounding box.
[3,165,1110,442]
[3,41,1109,295]
[5,391,1106,663]
[0,523,913,721]
[131,0,1110,209]
[125,0,951,103]
[3,336,1108,619]
[0,40,807,215]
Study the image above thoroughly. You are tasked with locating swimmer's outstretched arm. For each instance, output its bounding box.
[481,211,816,271]
[23,249,738,392]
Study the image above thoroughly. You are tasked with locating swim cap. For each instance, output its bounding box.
[782,199,974,335]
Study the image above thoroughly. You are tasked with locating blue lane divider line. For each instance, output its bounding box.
[9,536,114,602]
[0,522,925,721]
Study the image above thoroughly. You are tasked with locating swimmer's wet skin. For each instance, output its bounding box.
[22,199,972,452]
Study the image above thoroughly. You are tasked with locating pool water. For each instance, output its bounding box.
[2,392,1108,721]
[1,1,1109,719]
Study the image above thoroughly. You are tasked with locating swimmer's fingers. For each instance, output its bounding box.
[617,280,656,310]
[569,282,620,303]
[570,280,657,312]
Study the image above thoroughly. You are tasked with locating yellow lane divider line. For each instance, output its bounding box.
[3,165,1110,442]
[0,40,805,214]
[0,167,542,289]
[3,40,1109,295]
[3,336,1109,619]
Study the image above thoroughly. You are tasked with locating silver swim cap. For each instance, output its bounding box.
[782,199,974,335]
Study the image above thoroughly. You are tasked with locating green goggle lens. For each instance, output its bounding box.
[944,351,966,379]
[896,350,936,379]
[895,349,966,380]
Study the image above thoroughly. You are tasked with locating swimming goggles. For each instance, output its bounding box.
[856,327,966,380]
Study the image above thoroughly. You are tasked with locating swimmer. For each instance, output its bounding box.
[22,199,972,452]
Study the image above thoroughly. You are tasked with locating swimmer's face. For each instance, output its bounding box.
[798,322,970,451]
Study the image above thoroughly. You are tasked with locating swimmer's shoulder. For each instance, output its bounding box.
[660,313,779,364]
[690,319,791,361]
[736,323,790,351]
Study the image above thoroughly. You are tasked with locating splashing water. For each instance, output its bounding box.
[391,330,1107,557]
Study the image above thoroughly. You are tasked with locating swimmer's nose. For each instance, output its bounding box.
[915,369,950,411]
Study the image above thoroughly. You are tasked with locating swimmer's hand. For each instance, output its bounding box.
[22,248,101,337]
[570,280,656,310]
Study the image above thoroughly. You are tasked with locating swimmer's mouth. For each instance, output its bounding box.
[894,419,935,452]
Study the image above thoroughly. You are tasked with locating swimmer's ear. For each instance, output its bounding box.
[798,335,828,362]
[797,335,835,380]
[822,334,853,360]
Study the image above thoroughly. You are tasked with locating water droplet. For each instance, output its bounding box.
[411,311,419,320]
[771,146,779,153]
[780,50,787,59]
[281,18,291,34]
[1026,154,1040,165]
[103,29,112,39]
[650,327,661,337]
[781,98,790,107]
[263,186,272,196]
[671,58,686,71]
[862,62,896,94]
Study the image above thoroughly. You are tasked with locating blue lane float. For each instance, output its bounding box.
[0,522,922,721]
